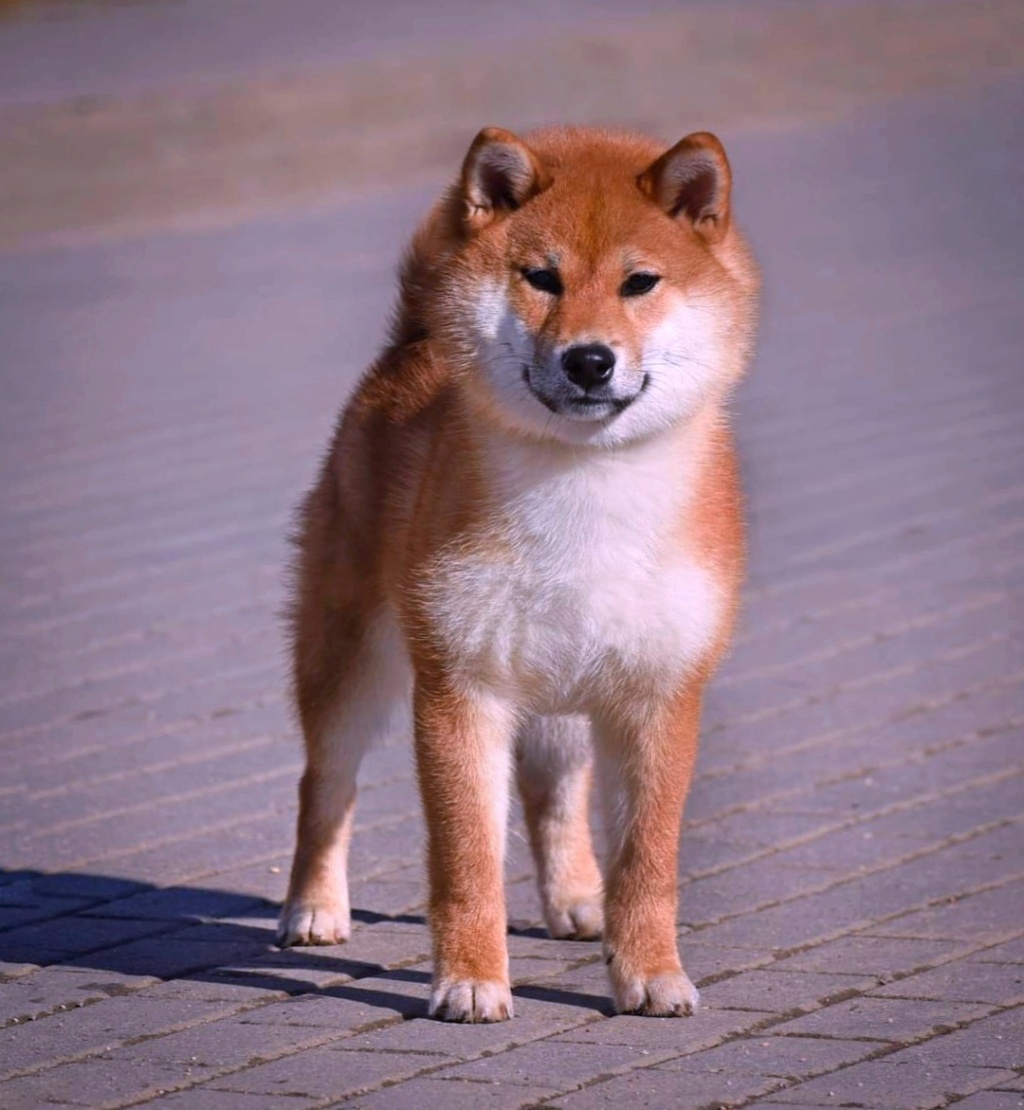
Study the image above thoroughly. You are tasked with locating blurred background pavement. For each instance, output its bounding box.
[2,0,1024,248]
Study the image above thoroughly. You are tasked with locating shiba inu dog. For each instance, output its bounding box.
[277,125,759,1022]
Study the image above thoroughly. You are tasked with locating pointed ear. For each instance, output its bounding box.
[461,127,549,231]
[638,131,732,242]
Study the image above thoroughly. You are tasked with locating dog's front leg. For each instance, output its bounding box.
[595,682,704,1016]
[414,676,515,1022]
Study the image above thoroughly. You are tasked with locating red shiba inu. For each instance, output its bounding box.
[277,125,759,1022]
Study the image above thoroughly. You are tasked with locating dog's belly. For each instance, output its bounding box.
[425,550,721,713]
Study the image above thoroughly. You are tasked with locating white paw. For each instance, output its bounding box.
[276,901,350,947]
[429,979,514,1023]
[611,968,700,1017]
[545,895,604,941]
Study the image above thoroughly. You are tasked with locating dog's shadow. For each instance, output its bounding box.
[0,869,611,1020]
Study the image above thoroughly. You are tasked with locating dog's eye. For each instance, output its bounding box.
[521,268,564,295]
[620,272,661,297]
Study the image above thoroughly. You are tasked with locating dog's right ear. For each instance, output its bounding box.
[461,127,550,232]
[638,132,732,244]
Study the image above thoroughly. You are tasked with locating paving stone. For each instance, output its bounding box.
[333,925,432,970]
[683,808,838,848]
[0,960,39,980]
[231,992,410,1031]
[505,933,602,961]
[679,833,771,878]
[172,921,274,947]
[207,1044,448,1099]
[147,977,287,1006]
[867,881,1024,943]
[0,885,95,931]
[891,1007,1024,1070]
[871,958,1024,1006]
[511,955,589,984]
[745,1103,858,1110]
[682,859,835,927]
[0,1056,188,1108]
[79,888,268,922]
[947,1094,1024,1110]
[972,937,1024,964]
[772,996,995,1043]
[699,827,1024,953]
[754,807,955,873]
[341,991,599,1056]
[655,1035,878,1079]
[64,933,271,980]
[0,993,249,1078]
[514,961,615,1017]
[0,966,155,1025]
[26,874,147,902]
[146,1091,322,1109]
[0,913,177,965]
[767,1060,1019,1107]
[435,1039,675,1088]
[548,1063,787,1108]
[345,1076,559,1109]
[206,944,384,994]
[111,1018,339,1079]
[683,941,776,983]
[701,969,872,1013]
[769,935,971,979]
[553,1007,774,1050]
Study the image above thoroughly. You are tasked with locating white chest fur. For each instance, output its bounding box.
[422,435,722,712]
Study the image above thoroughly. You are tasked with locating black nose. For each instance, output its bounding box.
[561,344,616,391]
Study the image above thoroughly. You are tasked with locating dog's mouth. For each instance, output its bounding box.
[523,367,649,421]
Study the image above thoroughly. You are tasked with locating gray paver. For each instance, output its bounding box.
[772,997,996,1043]
[345,1076,560,1109]
[0,966,158,1026]
[148,1093,321,1110]
[892,1007,1024,1070]
[973,937,1024,964]
[112,1018,338,1073]
[769,935,972,979]
[655,1034,878,1078]
[870,958,1024,1006]
[867,881,1024,943]
[549,1065,787,1108]
[761,1061,1018,1108]
[433,1040,675,1087]
[0,993,249,1079]
[553,1007,773,1049]
[948,1095,1024,1110]
[702,970,874,1013]
[206,1045,448,1099]
[0,1056,190,1109]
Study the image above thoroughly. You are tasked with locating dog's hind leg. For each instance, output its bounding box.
[278,607,411,947]
[516,714,604,940]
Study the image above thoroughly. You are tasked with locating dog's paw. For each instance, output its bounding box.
[611,968,700,1017]
[429,979,514,1023]
[545,895,604,941]
[276,901,350,947]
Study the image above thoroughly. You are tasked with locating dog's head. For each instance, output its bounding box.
[437,126,759,448]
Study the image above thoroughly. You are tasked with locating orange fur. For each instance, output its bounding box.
[278,125,759,1022]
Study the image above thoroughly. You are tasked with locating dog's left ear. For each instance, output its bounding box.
[461,127,550,231]
[639,132,732,243]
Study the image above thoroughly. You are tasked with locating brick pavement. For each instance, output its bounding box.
[1,42,1023,1110]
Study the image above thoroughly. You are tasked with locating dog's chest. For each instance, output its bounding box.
[423,452,721,710]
